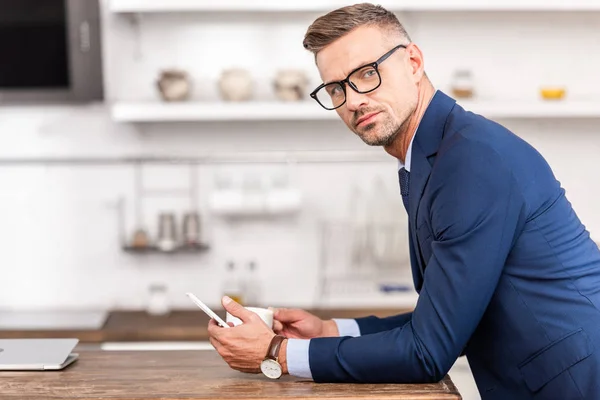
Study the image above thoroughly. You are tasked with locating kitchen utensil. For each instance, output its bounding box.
[157,212,177,252]
[182,212,201,245]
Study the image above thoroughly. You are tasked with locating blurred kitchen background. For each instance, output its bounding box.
[1,1,600,398]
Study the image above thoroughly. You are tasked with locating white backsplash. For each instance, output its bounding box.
[0,2,599,311]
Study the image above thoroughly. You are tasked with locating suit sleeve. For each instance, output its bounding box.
[354,312,413,335]
[307,142,526,383]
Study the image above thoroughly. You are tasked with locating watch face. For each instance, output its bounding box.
[260,358,282,379]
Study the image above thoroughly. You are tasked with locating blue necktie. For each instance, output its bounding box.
[399,167,410,213]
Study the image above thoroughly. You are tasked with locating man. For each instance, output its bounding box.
[208,3,600,399]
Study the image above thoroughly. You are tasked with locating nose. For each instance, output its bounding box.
[344,86,368,112]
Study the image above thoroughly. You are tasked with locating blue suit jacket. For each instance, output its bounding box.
[308,91,600,399]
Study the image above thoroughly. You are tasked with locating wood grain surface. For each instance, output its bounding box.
[0,350,461,400]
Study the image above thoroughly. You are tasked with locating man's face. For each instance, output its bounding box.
[315,25,419,147]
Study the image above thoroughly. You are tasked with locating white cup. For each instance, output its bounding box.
[226,307,273,329]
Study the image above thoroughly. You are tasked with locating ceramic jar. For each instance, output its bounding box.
[273,69,309,101]
[156,69,191,102]
[218,68,253,101]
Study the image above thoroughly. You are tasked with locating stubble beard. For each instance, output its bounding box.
[356,102,417,148]
[356,114,402,147]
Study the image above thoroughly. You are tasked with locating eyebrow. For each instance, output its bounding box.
[323,58,373,85]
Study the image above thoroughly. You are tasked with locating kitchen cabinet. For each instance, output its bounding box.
[0,308,411,342]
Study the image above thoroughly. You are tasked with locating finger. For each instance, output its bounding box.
[273,320,284,332]
[210,317,233,331]
[222,296,255,323]
[209,337,222,351]
[208,318,225,339]
[273,307,307,323]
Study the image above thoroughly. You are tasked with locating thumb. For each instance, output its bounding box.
[222,296,253,322]
[272,320,284,332]
[272,307,306,323]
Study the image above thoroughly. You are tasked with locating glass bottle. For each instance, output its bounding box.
[222,261,244,305]
[244,261,262,306]
[451,69,474,99]
[147,283,170,316]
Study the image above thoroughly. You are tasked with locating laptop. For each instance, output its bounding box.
[0,338,79,370]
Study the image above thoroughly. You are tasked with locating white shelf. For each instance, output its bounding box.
[459,99,600,119]
[109,0,600,13]
[111,100,600,123]
[112,101,336,122]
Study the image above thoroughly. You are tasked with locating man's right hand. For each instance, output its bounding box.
[271,308,339,339]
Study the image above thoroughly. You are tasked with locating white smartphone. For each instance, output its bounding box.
[185,292,230,328]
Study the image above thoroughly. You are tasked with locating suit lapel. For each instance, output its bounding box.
[408,233,423,291]
[405,91,458,290]
[409,140,432,280]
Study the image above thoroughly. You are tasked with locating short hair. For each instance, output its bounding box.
[303,3,412,55]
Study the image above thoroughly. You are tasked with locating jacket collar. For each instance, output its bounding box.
[413,90,457,160]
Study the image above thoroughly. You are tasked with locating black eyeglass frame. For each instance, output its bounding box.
[309,44,408,110]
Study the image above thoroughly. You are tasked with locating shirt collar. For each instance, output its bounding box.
[397,133,415,172]
[397,89,437,173]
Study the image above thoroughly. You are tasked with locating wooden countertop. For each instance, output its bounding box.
[0,308,411,342]
[0,350,461,399]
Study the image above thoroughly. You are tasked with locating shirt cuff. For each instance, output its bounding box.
[286,339,313,380]
[333,318,361,337]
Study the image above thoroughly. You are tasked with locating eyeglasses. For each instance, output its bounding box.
[310,44,407,110]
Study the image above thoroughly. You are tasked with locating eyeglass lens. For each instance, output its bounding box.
[315,65,381,109]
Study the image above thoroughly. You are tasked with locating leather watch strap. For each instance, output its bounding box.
[266,335,286,361]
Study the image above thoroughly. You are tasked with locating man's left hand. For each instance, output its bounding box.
[207,296,276,373]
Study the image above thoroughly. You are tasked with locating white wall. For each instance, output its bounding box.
[1,2,599,311]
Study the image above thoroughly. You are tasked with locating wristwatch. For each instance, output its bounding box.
[260,335,286,379]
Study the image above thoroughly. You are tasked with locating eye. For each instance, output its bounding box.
[327,84,342,97]
[363,68,377,78]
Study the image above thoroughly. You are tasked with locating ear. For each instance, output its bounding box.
[406,43,425,82]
